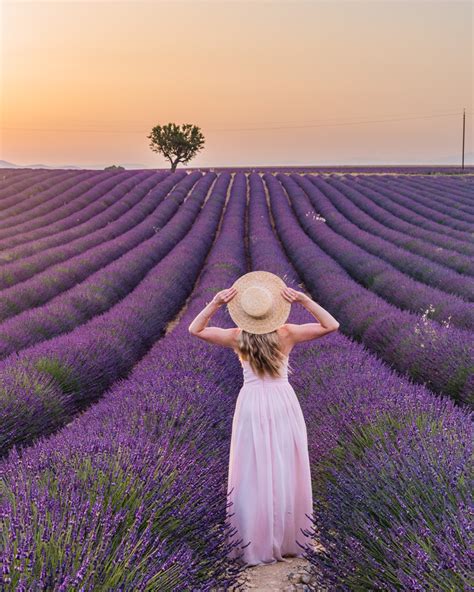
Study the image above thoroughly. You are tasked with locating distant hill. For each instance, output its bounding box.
[1,158,472,171]
[0,160,151,170]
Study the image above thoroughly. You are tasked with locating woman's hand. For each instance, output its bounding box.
[281,286,309,304]
[212,286,238,306]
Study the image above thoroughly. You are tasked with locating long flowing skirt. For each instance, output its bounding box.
[225,380,313,567]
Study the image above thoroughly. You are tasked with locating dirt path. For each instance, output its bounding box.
[238,556,312,591]
[231,541,327,591]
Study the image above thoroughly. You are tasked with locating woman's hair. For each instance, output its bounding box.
[236,329,293,379]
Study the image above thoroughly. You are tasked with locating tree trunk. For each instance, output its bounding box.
[170,160,178,172]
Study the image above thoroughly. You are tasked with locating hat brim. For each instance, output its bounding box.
[227,271,291,334]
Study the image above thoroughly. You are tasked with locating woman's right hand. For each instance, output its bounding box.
[281,286,309,304]
[212,286,238,306]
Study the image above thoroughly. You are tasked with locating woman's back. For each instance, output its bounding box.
[240,354,290,384]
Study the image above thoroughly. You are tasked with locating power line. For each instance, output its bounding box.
[209,111,471,132]
[0,110,472,134]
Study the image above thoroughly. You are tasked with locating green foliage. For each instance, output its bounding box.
[33,356,82,398]
[147,123,205,171]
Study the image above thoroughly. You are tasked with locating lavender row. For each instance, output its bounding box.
[0,173,208,358]
[359,175,474,231]
[328,175,474,249]
[0,173,200,323]
[0,171,181,289]
[264,173,473,406]
[0,170,121,232]
[0,169,54,197]
[406,174,474,204]
[248,171,472,590]
[311,173,474,279]
[315,176,473,272]
[0,173,175,280]
[0,171,153,250]
[334,176,473,244]
[0,173,230,456]
[0,171,150,250]
[0,173,249,591]
[350,173,474,204]
[369,175,474,221]
[0,170,83,209]
[281,174,474,328]
[381,175,474,215]
[193,165,474,174]
[300,175,474,288]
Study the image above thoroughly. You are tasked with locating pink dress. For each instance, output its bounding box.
[226,353,313,567]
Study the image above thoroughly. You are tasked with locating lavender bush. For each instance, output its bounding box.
[264,173,473,405]
[0,171,141,242]
[316,176,474,273]
[0,173,230,455]
[248,171,473,591]
[0,170,175,273]
[319,176,473,274]
[290,174,474,300]
[0,172,201,322]
[0,172,249,591]
[356,175,474,232]
[280,174,474,326]
[0,170,93,214]
[0,169,471,591]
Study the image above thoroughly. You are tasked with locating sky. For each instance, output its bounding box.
[0,0,472,169]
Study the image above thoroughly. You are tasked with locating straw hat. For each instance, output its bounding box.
[227,271,291,334]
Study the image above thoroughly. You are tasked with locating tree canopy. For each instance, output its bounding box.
[147,123,205,171]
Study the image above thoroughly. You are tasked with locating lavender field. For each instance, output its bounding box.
[0,168,472,591]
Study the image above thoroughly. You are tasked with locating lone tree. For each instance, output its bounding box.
[147,123,205,172]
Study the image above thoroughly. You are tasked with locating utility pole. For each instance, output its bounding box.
[462,108,465,170]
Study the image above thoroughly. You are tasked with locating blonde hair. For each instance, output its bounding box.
[236,329,293,379]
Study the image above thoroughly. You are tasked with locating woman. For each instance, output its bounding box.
[188,271,340,567]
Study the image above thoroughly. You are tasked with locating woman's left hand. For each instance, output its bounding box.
[212,286,238,306]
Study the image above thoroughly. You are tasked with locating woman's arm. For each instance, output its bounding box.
[188,287,239,348]
[188,299,221,335]
[281,286,339,344]
[300,294,340,330]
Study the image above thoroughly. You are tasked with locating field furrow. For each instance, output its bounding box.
[279,174,474,327]
[0,169,471,592]
[0,171,176,271]
[333,175,473,241]
[319,175,474,267]
[358,175,474,228]
[0,173,230,456]
[0,170,119,230]
[378,175,474,215]
[0,172,249,591]
[264,173,473,405]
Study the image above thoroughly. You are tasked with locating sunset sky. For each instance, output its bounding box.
[1,0,472,169]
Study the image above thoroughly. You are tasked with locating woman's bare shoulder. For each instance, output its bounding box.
[277,324,294,356]
[277,323,292,336]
